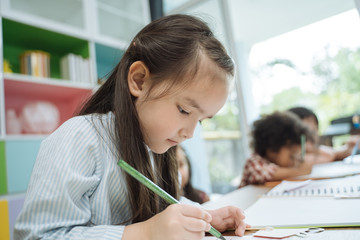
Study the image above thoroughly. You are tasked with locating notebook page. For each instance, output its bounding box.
[245,196,360,228]
[203,237,250,240]
[267,175,360,197]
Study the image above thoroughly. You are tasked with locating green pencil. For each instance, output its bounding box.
[118,159,226,240]
[301,134,306,163]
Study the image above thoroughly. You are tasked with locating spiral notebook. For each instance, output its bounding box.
[266,175,360,198]
[245,175,360,228]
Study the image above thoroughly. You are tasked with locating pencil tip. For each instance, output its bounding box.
[219,236,226,240]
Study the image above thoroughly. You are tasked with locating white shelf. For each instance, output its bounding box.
[1,4,89,42]
[0,192,26,200]
[4,134,47,141]
[4,73,96,90]
[0,0,150,203]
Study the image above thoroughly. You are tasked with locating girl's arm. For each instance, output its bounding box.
[14,116,127,240]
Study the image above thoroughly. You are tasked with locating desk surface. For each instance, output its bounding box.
[202,185,360,240]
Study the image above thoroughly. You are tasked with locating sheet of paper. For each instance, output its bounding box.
[245,196,360,228]
[203,236,251,239]
[254,228,308,239]
[343,154,360,164]
[267,180,312,195]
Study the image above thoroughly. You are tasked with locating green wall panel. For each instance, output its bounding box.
[0,141,7,195]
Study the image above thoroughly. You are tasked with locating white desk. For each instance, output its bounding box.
[202,185,360,239]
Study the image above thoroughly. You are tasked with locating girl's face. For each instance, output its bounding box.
[267,144,302,167]
[303,116,318,132]
[134,56,229,154]
[176,147,189,189]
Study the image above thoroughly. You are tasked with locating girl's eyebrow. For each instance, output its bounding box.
[185,97,204,114]
[185,97,215,119]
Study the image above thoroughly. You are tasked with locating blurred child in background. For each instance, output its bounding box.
[239,111,315,187]
[287,106,359,163]
[176,145,210,204]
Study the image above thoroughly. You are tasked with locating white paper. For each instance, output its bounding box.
[267,180,312,196]
[254,228,308,238]
[203,236,251,239]
[245,196,360,228]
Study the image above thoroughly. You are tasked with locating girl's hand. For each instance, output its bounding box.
[144,204,212,240]
[207,206,249,236]
[297,156,314,175]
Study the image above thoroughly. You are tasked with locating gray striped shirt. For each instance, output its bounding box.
[14,112,132,239]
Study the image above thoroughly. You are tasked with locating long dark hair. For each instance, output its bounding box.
[179,146,205,204]
[78,14,234,223]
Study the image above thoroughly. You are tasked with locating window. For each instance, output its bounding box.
[249,9,360,146]
[163,0,247,194]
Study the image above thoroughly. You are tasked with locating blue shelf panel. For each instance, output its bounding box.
[6,140,42,193]
[95,43,123,80]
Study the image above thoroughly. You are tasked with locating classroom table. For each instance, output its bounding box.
[202,185,360,239]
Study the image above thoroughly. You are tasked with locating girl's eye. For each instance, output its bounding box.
[178,106,189,115]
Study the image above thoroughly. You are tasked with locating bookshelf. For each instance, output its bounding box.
[0,0,150,239]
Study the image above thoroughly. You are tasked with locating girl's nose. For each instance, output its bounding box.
[179,121,197,140]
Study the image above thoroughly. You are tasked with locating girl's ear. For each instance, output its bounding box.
[128,61,151,97]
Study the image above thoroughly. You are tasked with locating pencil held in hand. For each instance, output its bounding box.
[117,159,225,240]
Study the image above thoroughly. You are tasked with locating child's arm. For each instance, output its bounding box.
[305,142,336,163]
[306,135,360,163]
[271,159,314,181]
[332,135,360,161]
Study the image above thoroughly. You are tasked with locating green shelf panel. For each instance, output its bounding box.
[95,43,123,80]
[2,18,89,79]
[0,141,7,195]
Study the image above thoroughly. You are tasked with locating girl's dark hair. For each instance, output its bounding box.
[78,14,233,223]
[251,111,314,158]
[287,106,319,127]
[178,146,204,204]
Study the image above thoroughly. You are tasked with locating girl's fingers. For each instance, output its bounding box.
[179,204,212,222]
[182,215,211,232]
[182,230,205,240]
[234,221,247,236]
[208,206,247,234]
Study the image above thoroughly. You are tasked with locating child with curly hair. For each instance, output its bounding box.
[240,111,315,187]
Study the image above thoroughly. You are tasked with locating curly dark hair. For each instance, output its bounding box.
[251,111,314,158]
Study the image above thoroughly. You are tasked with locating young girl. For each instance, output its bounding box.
[288,106,360,163]
[177,145,210,204]
[239,111,315,187]
[14,14,248,239]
